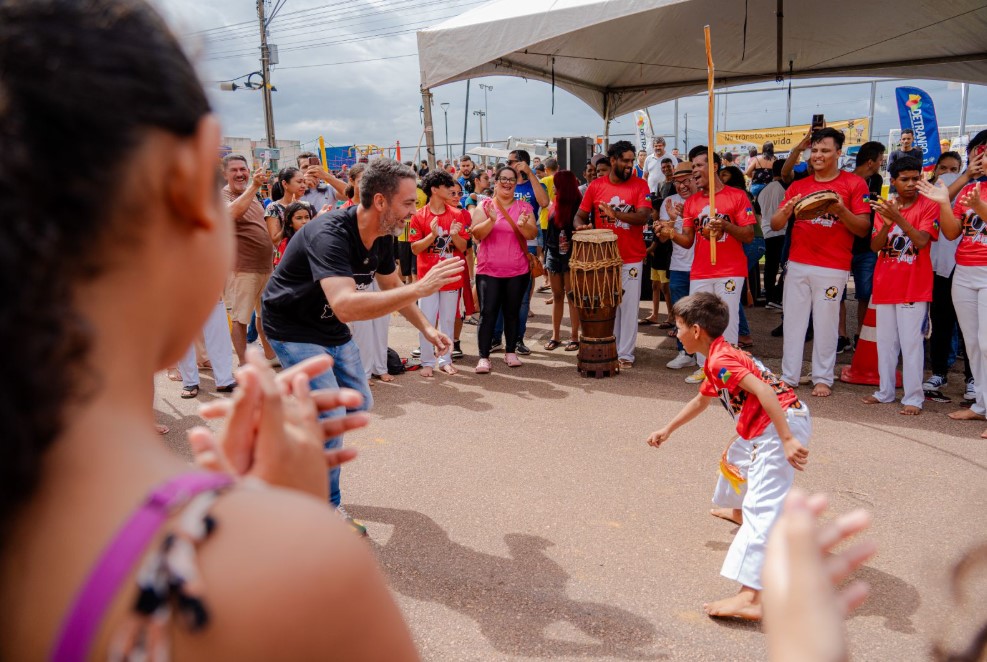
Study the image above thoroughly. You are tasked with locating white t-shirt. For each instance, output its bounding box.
[645,151,678,193]
[756,181,787,239]
[930,173,961,278]
[659,192,694,272]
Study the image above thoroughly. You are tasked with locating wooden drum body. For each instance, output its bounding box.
[570,229,622,377]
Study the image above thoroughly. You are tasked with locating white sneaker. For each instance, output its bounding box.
[666,351,697,370]
[922,374,947,391]
[685,368,706,384]
[965,378,977,401]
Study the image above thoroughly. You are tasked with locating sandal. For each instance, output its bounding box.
[464,315,480,326]
[638,318,657,326]
[216,383,237,393]
[180,385,199,399]
[544,339,562,351]
[657,321,675,329]
[475,358,491,374]
[504,353,522,368]
[564,340,579,352]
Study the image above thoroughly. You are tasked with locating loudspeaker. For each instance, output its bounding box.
[554,137,593,176]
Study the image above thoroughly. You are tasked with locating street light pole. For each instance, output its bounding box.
[473,110,486,166]
[440,102,450,162]
[479,83,493,146]
[256,0,277,170]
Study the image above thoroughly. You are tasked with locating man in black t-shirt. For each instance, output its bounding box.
[262,159,463,533]
[887,128,924,171]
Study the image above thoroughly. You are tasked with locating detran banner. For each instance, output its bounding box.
[634,110,653,151]
[895,86,941,170]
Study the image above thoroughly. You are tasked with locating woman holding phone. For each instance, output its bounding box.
[470,165,538,372]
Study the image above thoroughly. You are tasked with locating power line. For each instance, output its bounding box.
[276,53,416,70]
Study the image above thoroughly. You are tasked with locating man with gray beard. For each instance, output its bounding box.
[262,159,462,535]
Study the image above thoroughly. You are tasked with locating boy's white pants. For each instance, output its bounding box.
[614,262,643,363]
[178,299,235,389]
[689,276,743,367]
[350,280,390,380]
[711,404,813,591]
[418,289,459,368]
[873,302,928,409]
[953,265,987,416]
[782,261,847,387]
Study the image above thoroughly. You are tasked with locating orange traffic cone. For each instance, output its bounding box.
[840,302,901,387]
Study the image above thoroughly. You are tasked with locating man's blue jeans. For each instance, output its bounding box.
[268,337,372,507]
[669,270,691,352]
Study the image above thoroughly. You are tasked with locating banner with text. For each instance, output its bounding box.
[716,117,870,152]
[895,86,941,171]
[634,110,652,151]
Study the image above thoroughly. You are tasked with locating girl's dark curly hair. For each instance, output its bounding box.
[0,0,210,540]
[283,201,314,242]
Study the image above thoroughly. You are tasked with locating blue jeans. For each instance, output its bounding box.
[738,238,766,338]
[669,270,691,352]
[267,338,372,507]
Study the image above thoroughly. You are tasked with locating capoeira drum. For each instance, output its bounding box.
[569,229,622,378]
[794,190,840,220]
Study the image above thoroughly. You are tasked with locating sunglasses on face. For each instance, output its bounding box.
[498,177,517,184]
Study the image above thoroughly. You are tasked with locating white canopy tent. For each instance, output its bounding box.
[416,0,987,165]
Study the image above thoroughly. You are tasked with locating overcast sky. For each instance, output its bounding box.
[161,0,987,160]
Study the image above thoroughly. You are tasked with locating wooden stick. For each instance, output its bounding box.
[318,135,329,173]
[705,25,717,265]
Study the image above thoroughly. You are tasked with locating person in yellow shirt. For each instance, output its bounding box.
[537,158,559,293]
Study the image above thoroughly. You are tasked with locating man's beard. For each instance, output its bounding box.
[381,208,407,237]
[615,166,632,182]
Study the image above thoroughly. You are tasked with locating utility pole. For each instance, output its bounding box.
[684,113,689,153]
[473,110,486,166]
[257,0,277,169]
[462,79,471,158]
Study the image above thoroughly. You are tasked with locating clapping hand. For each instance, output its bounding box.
[916,179,950,206]
[959,182,985,214]
[664,197,683,222]
[869,196,903,227]
[190,348,369,500]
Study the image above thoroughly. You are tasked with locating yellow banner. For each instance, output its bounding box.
[717,117,870,151]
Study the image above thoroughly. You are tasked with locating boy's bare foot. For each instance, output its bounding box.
[812,383,832,397]
[711,508,743,525]
[166,368,182,382]
[704,586,762,620]
[899,405,921,416]
[981,428,987,439]
[420,367,434,378]
[948,409,986,421]
[377,373,395,382]
[861,395,882,405]
[439,364,458,375]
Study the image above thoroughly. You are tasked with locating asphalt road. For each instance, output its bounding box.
[155,297,987,661]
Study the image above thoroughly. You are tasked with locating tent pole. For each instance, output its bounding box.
[462,79,471,158]
[960,82,969,137]
[867,81,877,140]
[421,87,437,170]
[674,99,679,150]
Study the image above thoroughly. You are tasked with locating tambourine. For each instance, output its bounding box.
[794,190,839,220]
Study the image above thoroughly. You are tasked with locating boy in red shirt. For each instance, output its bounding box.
[664,149,755,384]
[770,128,871,397]
[647,292,811,620]
[574,140,652,369]
[409,170,470,377]
[862,156,940,415]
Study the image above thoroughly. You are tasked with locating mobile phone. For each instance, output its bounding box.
[811,114,825,131]
[308,156,321,166]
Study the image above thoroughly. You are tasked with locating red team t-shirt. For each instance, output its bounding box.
[578,175,651,263]
[409,205,471,291]
[952,181,987,267]
[871,195,939,304]
[781,171,872,271]
[700,336,802,440]
[682,185,756,280]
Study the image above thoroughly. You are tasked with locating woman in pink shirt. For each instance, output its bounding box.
[470,166,537,372]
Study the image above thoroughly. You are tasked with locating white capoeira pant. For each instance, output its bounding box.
[873,302,928,409]
[177,299,236,390]
[689,276,744,367]
[952,264,987,417]
[349,280,390,380]
[614,262,643,363]
[418,289,459,368]
[782,261,847,387]
[714,404,813,590]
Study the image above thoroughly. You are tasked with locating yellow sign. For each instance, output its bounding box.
[717,117,870,151]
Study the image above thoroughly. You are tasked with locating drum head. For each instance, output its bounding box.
[573,229,617,243]
[794,190,839,220]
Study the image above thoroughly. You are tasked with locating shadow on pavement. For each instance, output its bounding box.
[849,565,921,634]
[351,505,665,659]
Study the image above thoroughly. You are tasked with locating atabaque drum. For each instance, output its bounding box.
[794,190,839,220]
[569,229,622,377]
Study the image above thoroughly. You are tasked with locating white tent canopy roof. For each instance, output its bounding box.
[418,0,987,120]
